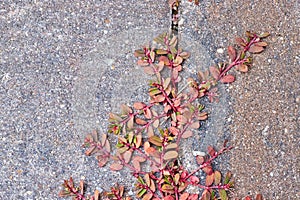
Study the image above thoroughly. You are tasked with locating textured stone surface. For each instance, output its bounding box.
[0,0,299,199]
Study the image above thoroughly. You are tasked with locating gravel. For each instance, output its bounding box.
[0,0,299,199]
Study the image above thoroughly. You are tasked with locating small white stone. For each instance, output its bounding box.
[192,151,206,157]
[217,48,224,54]
[262,125,269,136]
[178,18,185,26]
[270,172,274,177]
[104,59,114,66]
[103,30,108,34]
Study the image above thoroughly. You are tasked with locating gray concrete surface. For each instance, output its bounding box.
[0,0,299,199]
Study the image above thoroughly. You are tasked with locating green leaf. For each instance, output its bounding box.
[156,49,168,55]
[137,188,147,198]
[150,51,155,62]
[219,189,228,200]
[224,171,232,184]
[149,87,161,96]
[161,184,174,193]
[121,104,132,115]
[149,135,163,146]
[214,170,222,185]
[134,49,145,57]
[259,32,270,38]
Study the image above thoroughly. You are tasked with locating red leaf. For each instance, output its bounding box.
[143,66,155,75]
[97,155,109,167]
[207,146,216,157]
[133,102,146,110]
[200,190,210,200]
[227,46,236,61]
[181,130,193,139]
[132,160,141,171]
[187,194,198,200]
[169,127,180,136]
[179,193,189,200]
[154,94,165,103]
[136,118,148,125]
[235,37,246,47]
[255,41,268,47]
[202,165,213,175]
[110,163,123,171]
[123,150,132,163]
[144,108,152,119]
[248,45,264,53]
[146,147,161,158]
[163,195,175,200]
[205,173,214,186]
[237,64,249,73]
[196,156,205,165]
[189,176,199,184]
[255,194,263,200]
[190,121,200,129]
[142,193,153,200]
[159,56,170,66]
[137,59,149,66]
[209,66,220,80]
[220,74,235,83]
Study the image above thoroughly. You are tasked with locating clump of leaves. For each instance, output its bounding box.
[59,29,269,200]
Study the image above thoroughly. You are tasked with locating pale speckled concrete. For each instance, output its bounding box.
[0,0,298,199]
[179,0,299,199]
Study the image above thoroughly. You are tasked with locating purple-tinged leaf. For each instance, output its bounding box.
[220,74,235,83]
[248,45,264,53]
[228,46,237,61]
[110,163,123,171]
[209,66,220,80]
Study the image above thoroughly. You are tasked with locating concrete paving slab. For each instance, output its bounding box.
[0,0,299,199]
